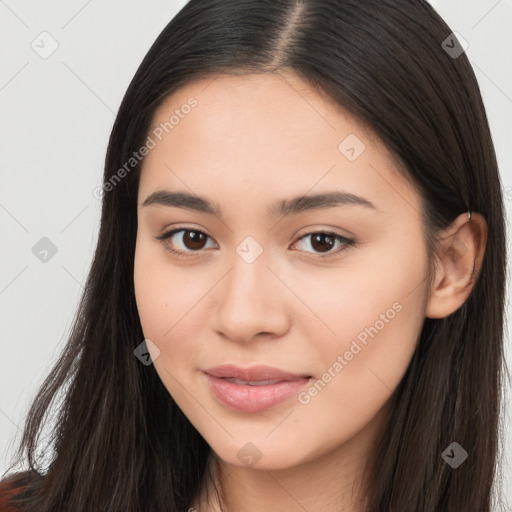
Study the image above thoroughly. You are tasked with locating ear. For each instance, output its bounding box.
[426,211,487,319]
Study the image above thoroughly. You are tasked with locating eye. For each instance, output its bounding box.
[291,231,355,259]
[155,228,355,260]
[155,228,217,258]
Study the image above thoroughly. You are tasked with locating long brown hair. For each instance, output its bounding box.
[1,0,508,510]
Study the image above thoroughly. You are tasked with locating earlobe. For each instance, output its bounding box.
[426,211,487,319]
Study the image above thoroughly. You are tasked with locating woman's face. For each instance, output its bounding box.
[134,71,430,471]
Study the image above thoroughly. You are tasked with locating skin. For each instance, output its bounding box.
[133,71,487,511]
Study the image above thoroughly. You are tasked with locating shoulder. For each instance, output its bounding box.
[0,471,39,511]
[0,480,24,511]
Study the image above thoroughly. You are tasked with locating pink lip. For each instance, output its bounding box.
[204,365,312,413]
[204,364,310,381]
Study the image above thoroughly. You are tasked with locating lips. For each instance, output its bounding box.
[204,364,311,382]
[204,364,311,413]
[203,364,312,412]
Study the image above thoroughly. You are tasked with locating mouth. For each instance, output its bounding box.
[203,364,312,413]
[220,377,291,386]
[204,363,311,382]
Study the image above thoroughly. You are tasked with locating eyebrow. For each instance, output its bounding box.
[142,190,377,219]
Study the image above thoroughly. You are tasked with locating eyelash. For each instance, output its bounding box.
[155,227,355,260]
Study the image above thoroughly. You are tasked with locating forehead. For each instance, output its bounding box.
[148,71,365,157]
[138,72,420,219]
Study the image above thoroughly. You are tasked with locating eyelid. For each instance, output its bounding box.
[291,230,355,259]
[155,225,214,243]
[155,225,355,259]
[293,225,354,241]
[154,225,218,257]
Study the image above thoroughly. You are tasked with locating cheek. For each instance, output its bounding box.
[292,295,425,460]
[134,256,171,340]
[298,236,428,426]
[134,242,185,353]
[133,242,209,393]
[134,235,197,335]
[300,237,423,371]
[297,232,427,352]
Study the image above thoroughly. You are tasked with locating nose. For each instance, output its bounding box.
[212,253,291,344]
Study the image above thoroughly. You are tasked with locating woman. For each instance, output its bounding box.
[1,0,507,510]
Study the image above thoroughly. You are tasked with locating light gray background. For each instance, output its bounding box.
[1,0,511,506]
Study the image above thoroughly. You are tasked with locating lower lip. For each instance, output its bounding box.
[205,374,311,413]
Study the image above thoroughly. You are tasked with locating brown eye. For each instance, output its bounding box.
[155,228,354,260]
[309,233,336,253]
[181,230,208,250]
[155,228,217,257]
[292,231,355,258]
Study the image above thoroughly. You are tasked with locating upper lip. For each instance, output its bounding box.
[204,364,311,381]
